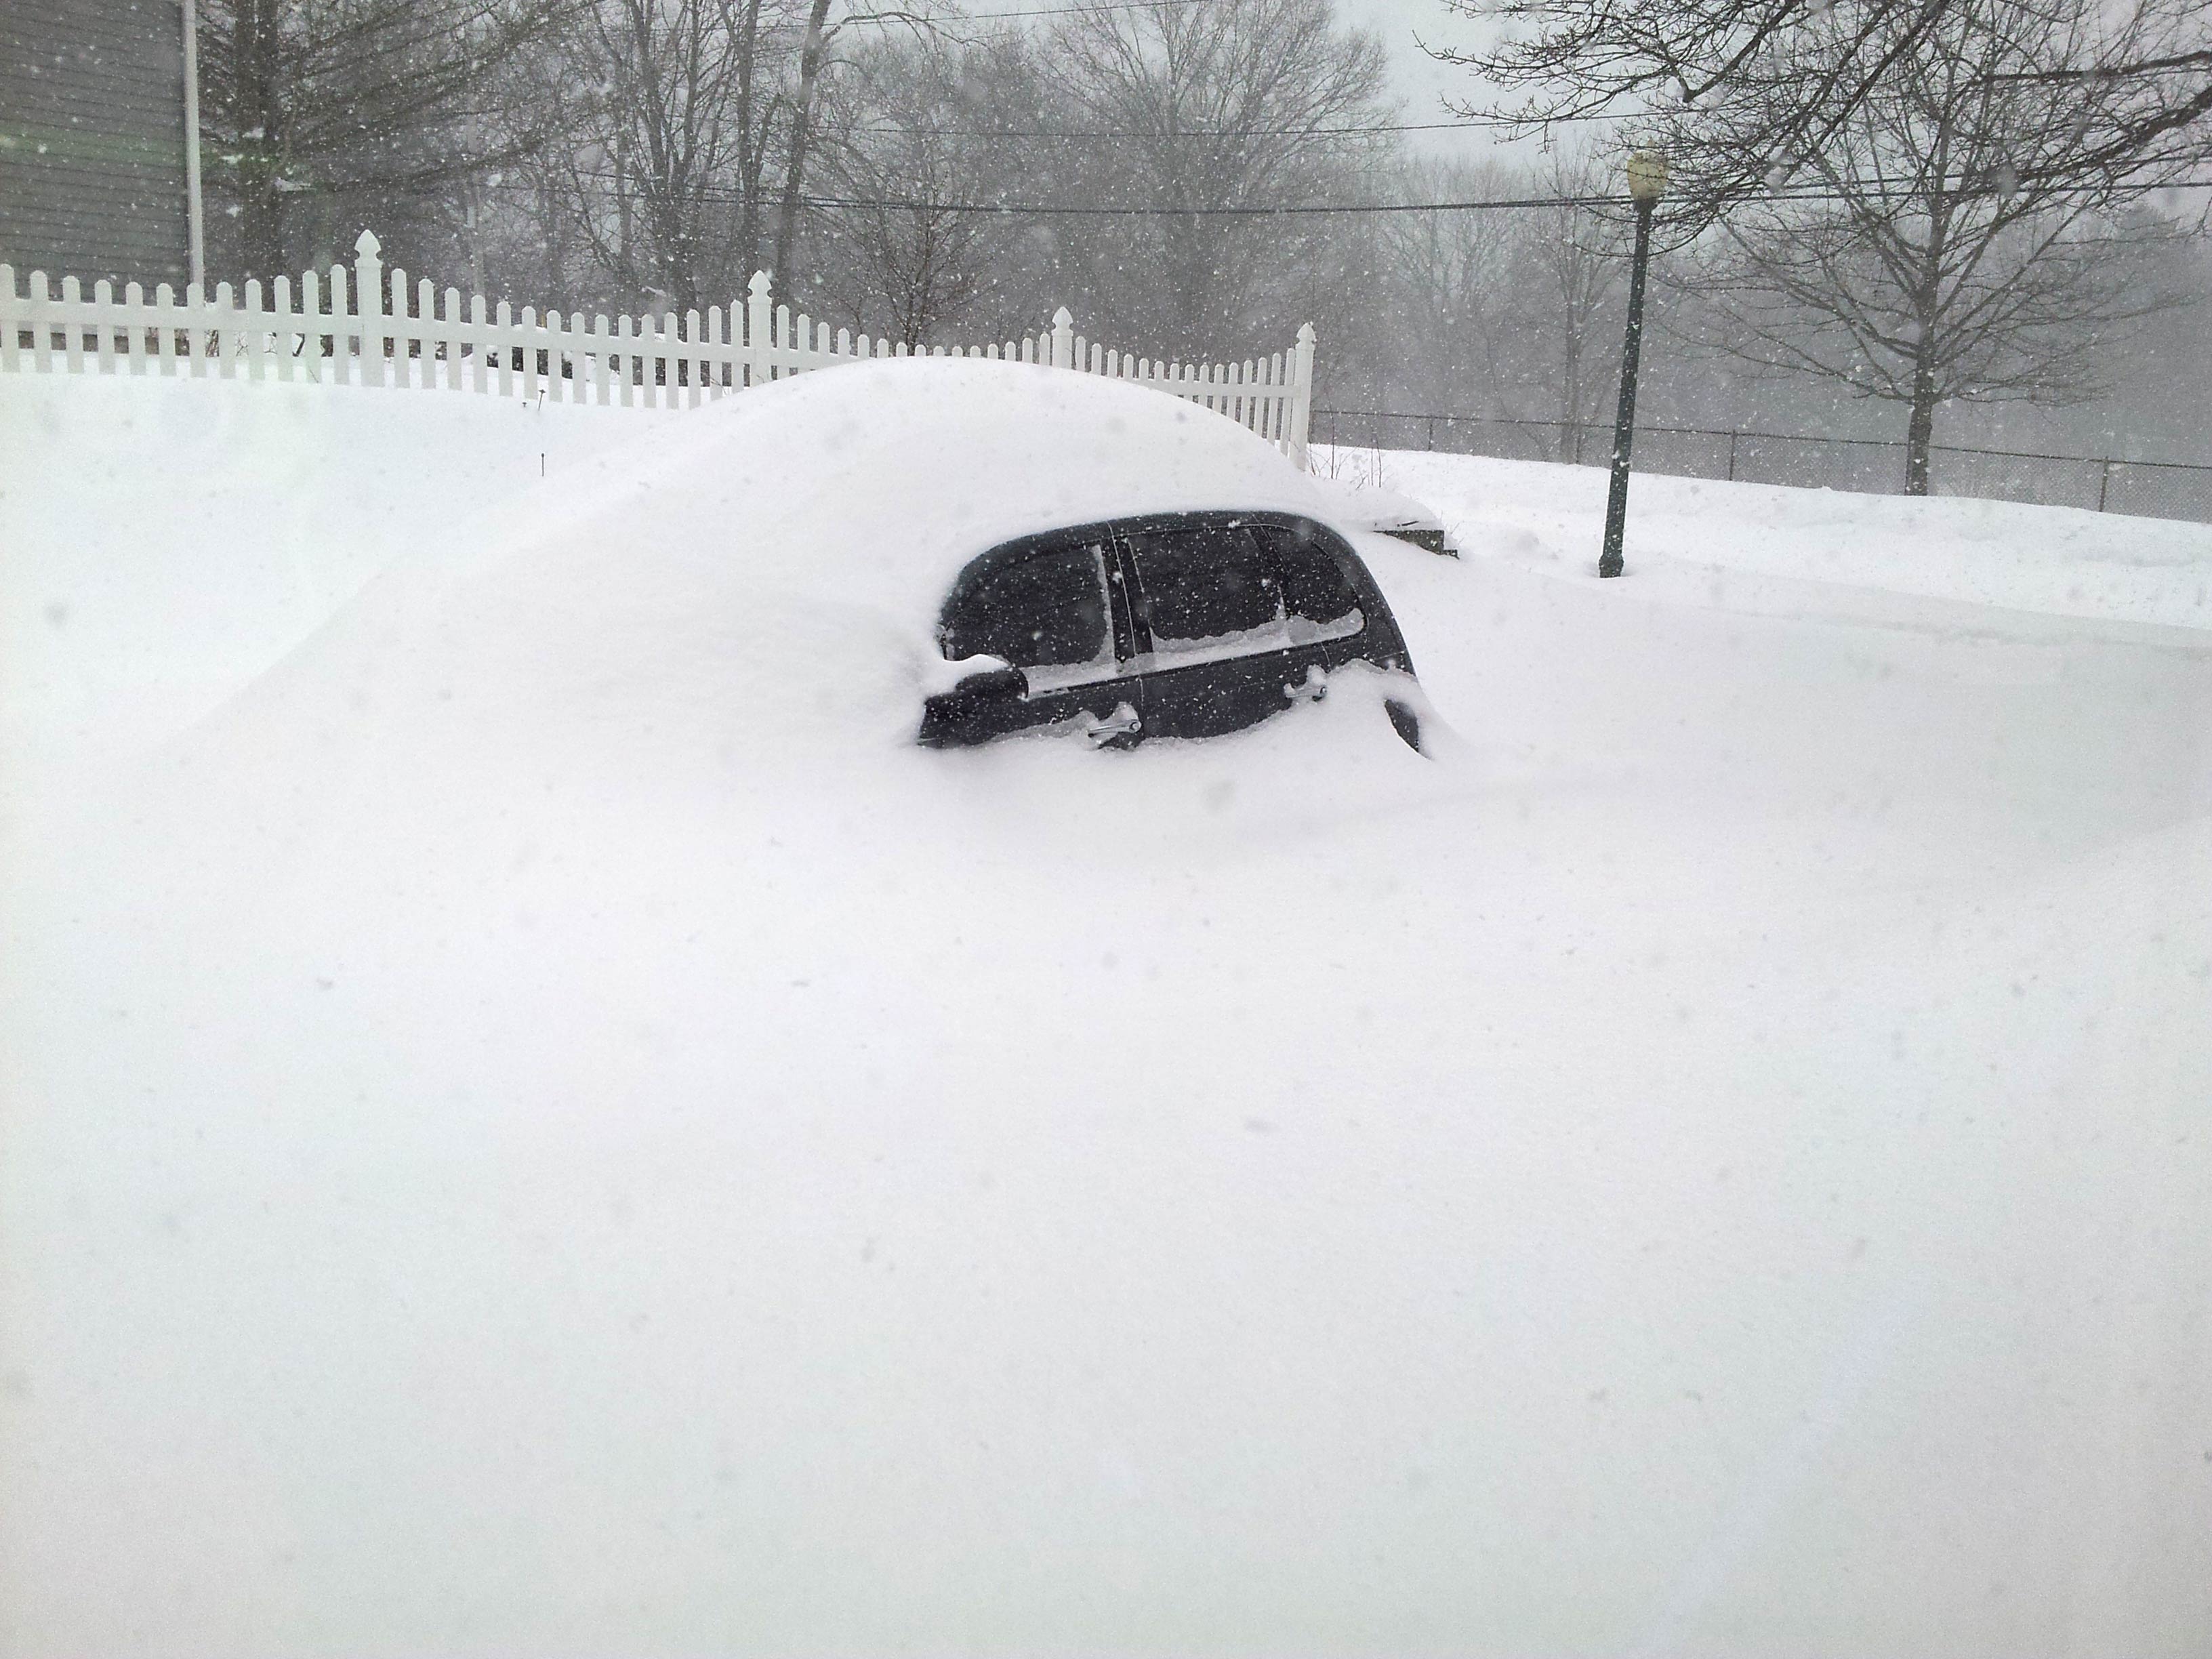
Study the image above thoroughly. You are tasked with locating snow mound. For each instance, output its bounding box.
[1343,448,2212,634]
[1315,476,1452,550]
[0,369,672,784]
[190,359,1344,791]
[7,370,2210,1657]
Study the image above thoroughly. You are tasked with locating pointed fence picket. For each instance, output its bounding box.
[0,228,1318,466]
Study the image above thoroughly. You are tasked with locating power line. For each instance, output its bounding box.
[491,174,1631,213]
[837,117,1474,138]
[826,112,1633,138]
[499,171,2212,216]
[954,0,1197,16]
[800,189,1626,213]
[808,181,2212,213]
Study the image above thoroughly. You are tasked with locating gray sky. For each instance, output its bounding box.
[1334,0,1583,166]
[1349,0,1475,125]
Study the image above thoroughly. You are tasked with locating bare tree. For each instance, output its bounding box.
[806,35,1031,342]
[1430,0,2212,207]
[1667,0,2192,491]
[1376,159,1521,417]
[1035,0,1395,355]
[766,0,941,300]
[194,0,565,280]
[1372,152,1629,458]
[525,0,798,312]
[1506,150,1631,456]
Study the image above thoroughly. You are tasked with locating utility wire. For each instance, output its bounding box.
[492,171,2212,216]
[956,0,1198,16]
[798,189,1637,213]
[823,115,1627,137]
[806,181,2212,213]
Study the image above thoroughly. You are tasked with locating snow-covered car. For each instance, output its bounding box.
[919,508,1424,751]
[405,351,1429,762]
[142,355,1437,809]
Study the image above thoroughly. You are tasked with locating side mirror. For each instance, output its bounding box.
[918,663,1030,747]
[947,665,1028,701]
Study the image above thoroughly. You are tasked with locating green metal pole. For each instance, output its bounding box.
[1599,198,1656,579]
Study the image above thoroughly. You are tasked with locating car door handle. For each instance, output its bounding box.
[1283,665,1328,703]
[1083,701,1142,745]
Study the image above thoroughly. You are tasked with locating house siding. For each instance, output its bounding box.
[0,0,190,287]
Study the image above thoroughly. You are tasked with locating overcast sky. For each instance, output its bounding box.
[1353,0,1482,128]
[1333,0,1560,163]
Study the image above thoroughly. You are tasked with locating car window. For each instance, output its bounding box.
[939,540,1115,686]
[1253,524,1367,647]
[1124,522,1288,664]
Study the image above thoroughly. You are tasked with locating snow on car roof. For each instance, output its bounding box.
[179,356,1349,797]
[481,352,1339,626]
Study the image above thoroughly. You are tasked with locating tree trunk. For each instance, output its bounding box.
[1902,126,1952,499]
[1561,334,1582,463]
[231,0,287,279]
[1904,327,1938,496]
[463,182,487,298]
[771,0,834,300]
[614,127,632,274]
[734,0,766,277]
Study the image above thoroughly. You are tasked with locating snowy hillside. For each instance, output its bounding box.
[3,372,2209,1658]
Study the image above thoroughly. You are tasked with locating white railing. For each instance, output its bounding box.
[0,229,1317,468]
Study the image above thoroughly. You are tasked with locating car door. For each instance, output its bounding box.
[931,527,1143,745]
[1115,515,1303,741]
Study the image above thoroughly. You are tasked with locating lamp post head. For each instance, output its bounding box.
[1625,148,1669,205]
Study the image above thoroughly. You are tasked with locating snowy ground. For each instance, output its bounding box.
[1320,442,2212,636]
[1,374,678,789]
[3,375,2210,1658]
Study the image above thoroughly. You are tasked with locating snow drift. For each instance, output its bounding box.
[3,368,2209,1659]
[172,357,1364,796]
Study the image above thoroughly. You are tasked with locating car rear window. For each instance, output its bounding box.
[1254,524,1366,644]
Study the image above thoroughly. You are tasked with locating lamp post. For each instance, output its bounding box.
[1599,148,1667,579]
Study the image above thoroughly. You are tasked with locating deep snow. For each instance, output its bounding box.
[3,371,2209,1658]
[1330,443,2212,636]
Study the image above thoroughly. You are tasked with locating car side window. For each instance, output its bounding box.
[939,540,1116,687]
[1253,524,1366,646]
[1124,523,1288,665]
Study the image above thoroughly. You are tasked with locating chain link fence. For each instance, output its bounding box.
[1314,409,2212,526]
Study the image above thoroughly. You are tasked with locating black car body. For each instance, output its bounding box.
[918,510,1422,750]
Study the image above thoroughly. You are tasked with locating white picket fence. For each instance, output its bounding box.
[0,229,1317,467]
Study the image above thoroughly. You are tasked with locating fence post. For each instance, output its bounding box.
[354,230,383,388]
[1727,429,1739,482]
[0,265,16,375]
[92,279,115,373]
[328,266,350,385]
[184,277,209,376]
[2097,458,2112,513]
[1286,322,1316,472]
[1050,306,1074,370]
[60,276,84,374]
[746,270,773,385]
[388,266,408,386]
